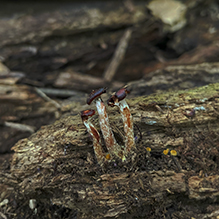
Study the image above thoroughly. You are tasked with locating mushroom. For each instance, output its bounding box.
[87,88,124,160]
[81,109,106,164]
[107,87,135,154]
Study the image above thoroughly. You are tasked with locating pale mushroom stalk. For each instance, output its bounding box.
[87,88,125,160]
[114,99,135,153]
[107,88,135,154]
[81,110,105,164]
[95,98,124,160]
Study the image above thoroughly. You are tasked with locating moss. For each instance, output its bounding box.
[130,83,219,106]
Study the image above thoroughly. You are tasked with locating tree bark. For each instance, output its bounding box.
[1,83,219,218]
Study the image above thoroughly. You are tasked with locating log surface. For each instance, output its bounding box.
[2,83,219,218]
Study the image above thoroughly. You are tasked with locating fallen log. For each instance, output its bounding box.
[1,83,218,218]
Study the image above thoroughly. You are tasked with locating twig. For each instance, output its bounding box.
[34,87,61,109]
[103,28,132,82]
[4,122,35,133]
[37,88,84,98]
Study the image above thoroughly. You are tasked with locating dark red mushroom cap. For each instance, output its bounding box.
[107,87,130,107]
[81,109,95,120]
[87,87,107,105]
[115,88,130,101]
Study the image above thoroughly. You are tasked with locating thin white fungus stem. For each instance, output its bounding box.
[95,99,125,160]
[115,99,135,154]
[81,109,106,164]
[83,119,105,164]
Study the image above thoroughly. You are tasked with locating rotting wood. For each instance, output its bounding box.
[127,62,219,98]
[1,83,219,218]
[0,84,59,153]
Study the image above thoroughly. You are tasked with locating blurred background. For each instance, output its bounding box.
[1,0,219,162]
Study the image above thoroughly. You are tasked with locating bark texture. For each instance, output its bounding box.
[1,83,219,218]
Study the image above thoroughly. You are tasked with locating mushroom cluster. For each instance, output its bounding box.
[81,87,135,164]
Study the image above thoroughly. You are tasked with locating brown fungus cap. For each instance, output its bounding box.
[87,87,107,105]
[115,88,130,101]
[81,109,95,121]
[107,87,130,107]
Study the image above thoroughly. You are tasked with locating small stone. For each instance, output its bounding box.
[29,199,37,210]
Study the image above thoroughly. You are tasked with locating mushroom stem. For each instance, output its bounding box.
[81,110,105,164]
[115,99,135,153]
[107,88,135,154]
[95,99,124,160]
